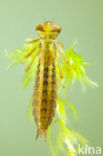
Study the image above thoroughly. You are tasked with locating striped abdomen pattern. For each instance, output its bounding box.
[32,44,57,140]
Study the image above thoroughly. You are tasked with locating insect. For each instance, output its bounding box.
[24,21,72,141]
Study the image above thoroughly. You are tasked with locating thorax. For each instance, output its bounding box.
[39,39,56,66]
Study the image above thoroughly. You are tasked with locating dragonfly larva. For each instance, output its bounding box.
[24,21,71,141]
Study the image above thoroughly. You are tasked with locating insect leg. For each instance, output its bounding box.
[25,51,39,72]
[56,56,63,81]
[26,39,40,44]
[54,40,64,48]
[50,39,64,47]
[56,47,71,66]
[56,56,65,88]
[25,44,40,58]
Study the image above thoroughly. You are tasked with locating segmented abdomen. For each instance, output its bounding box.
[32,45,57,140]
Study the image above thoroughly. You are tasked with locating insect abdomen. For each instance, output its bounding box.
[32,45,57,140]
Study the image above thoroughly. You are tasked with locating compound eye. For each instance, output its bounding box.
[36,24,44,32]
[51,26,61,33]
[58,27,61,33]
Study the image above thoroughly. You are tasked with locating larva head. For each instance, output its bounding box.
[36,21,61,39]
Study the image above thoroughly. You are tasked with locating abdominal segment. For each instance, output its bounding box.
[32,49,57,140]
